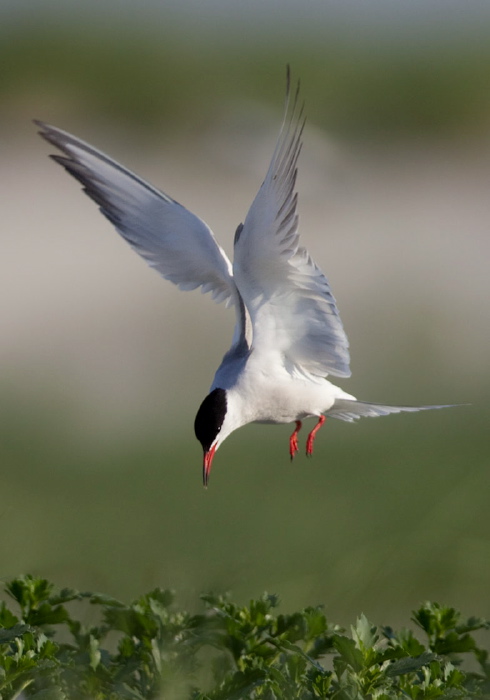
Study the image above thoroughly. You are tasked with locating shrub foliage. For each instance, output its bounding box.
[0,575,488,698]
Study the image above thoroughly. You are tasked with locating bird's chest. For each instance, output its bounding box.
[233,370,323,425]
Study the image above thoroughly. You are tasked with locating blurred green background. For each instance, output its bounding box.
[1,0,489,627]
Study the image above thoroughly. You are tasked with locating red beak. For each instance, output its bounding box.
[203,444,217,487]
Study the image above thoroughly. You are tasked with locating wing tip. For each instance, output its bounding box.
[35,119,71,154]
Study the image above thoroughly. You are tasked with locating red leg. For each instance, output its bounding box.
[306,416,326,457]
[289,420,302,460]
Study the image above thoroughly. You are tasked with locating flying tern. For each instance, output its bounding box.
[35,72,453,486]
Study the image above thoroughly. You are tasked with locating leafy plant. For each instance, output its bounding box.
[0,576,488,699]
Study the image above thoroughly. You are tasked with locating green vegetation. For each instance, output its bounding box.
[1,575,489,699]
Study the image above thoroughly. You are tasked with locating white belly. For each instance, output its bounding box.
[231,369,355,425]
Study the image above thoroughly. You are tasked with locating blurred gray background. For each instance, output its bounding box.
[1,0,489,626]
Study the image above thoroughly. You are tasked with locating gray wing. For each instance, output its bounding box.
[328,399,458,423]
[232,72,351,379]
[35,120,238,308]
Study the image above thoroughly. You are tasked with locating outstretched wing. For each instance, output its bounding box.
[35,120,237,307]
[232,72,351,379]
[328,399,457,423]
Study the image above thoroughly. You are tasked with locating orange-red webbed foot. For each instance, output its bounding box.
[306,415,326,457]
[289,420,302,460]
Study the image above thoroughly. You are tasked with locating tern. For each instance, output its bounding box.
[36,72,453,486]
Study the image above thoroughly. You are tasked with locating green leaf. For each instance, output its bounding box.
[456,616,490,634]
[385,651,437,677]
[306,667,333,697]
[49,587,83,605]
[89,635,101,671]
[88,592,126,607]
[145,587,174,609]
[208,668,267,700]
[0,624,30,644]
[434,632,476,655]
[28,603,69,627]
[352,613,378,651]
[103,605,158,638]
[0,603,19,628]
[5,576,54,609]
[332,634,364,672]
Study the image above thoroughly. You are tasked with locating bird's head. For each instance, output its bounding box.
[194,387,231,487]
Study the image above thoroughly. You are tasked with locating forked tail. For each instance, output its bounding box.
[327,399,464,423]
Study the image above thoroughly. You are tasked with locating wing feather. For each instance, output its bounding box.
[232,74,351,378]
[35,120,237,308]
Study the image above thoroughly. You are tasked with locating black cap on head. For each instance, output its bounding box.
[194,388,227,452]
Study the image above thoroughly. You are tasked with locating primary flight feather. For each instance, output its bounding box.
[35,71,453,486]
